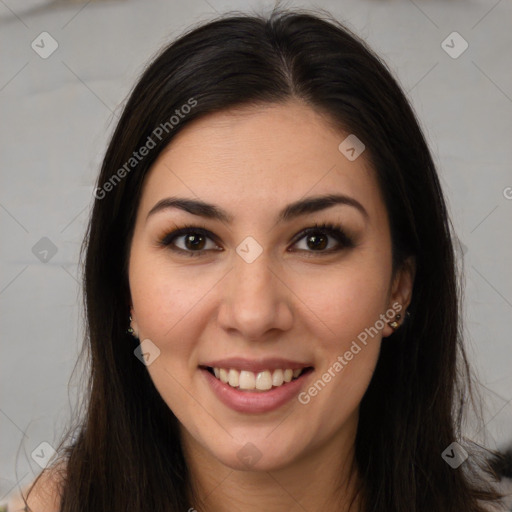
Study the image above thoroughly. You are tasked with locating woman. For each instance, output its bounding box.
[6,7,510,512]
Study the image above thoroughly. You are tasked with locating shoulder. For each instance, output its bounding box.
[0,463,65,512]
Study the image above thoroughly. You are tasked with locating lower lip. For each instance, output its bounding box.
[200,367,314,414]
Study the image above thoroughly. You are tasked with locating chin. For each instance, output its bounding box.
[214,445,299,472]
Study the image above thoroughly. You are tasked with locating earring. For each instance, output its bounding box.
[388,313,402,331]
[127,315,137,337]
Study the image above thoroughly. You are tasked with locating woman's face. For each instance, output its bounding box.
[128,101,413,473]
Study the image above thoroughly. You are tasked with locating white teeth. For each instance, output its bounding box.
[228,368,239,387]
[210,366,307,391]
[219,368,229,384]
[238,370,255,390]
[272,369,284,387]
[255,370,273,391]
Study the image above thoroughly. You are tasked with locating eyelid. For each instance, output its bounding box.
[158,224,217,247]
[290,222,355,251]
[157,221,356,256]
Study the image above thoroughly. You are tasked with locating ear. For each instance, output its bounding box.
[382,256,416,338]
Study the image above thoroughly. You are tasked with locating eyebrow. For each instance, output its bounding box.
[146,193,369,224]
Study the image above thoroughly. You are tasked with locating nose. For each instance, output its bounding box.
[216,248,294,341]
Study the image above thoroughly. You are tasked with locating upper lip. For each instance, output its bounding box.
[200,357,314,373]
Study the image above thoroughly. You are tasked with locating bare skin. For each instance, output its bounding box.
[128,100,415,512]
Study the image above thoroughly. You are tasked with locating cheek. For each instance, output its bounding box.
[290,255,389,406]
[130,253,209,336]
[292,257,391,347]
[294,268,387,428]
[129,258,206,407]
[129,253,223,381]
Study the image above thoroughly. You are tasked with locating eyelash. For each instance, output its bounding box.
[157,222,356,258]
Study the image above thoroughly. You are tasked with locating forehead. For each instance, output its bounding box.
[138,101,385,225]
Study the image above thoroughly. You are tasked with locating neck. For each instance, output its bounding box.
[180,414,363,512]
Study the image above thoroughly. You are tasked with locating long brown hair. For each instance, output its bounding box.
[22,7,505,511]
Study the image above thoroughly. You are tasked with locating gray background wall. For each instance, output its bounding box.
[1,0,511,501]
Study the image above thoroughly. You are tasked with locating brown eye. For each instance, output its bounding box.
[158,222,355,258]
[304,232,329,250]
[182,233,207,251]
[159,225,221,257]
[291,223,355,254]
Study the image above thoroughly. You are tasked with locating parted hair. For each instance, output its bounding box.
[21,7,505,512]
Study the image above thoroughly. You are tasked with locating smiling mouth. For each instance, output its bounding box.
[200,365,314,392]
